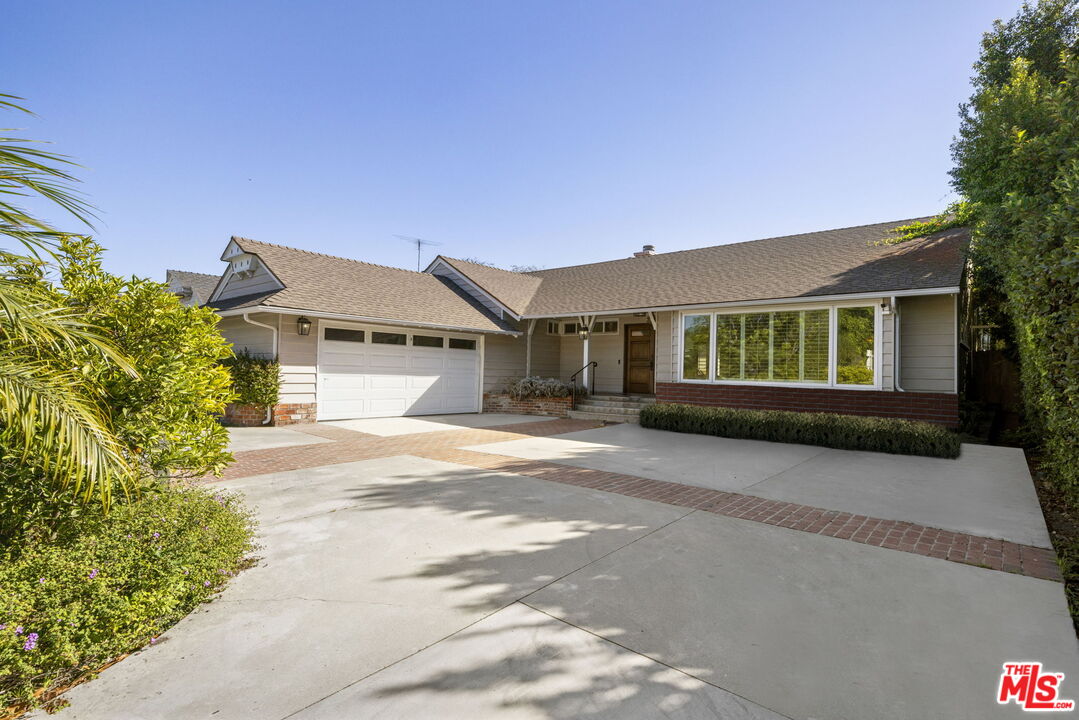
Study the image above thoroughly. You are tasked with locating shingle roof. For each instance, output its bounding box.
[439,219,968,317]
[437,257,544,314]
[209,238,518,334]
[166,269,220,301]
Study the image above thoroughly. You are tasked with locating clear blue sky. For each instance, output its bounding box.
[5,0,1019,279]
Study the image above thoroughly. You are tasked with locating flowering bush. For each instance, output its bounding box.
[0,486,257,712]
[505,376,572,400]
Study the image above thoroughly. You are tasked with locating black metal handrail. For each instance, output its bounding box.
[569,361,598,410]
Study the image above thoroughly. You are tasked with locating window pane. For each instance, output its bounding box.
[743,313,770,380]
[803,309,829,382]
[412,335,444,348]
[772,312,800,381]
[372,331,406,345]
[562,323,579,335]
[682,314,711,380]
[836,307,875,385]
[448,338,476,350]
[324,328,365,343]
[602,320,618,333]
[715,314,742,380]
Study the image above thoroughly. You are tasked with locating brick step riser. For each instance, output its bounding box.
[567,410,641,424]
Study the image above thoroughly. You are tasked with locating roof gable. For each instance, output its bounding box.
[209,237,516,334]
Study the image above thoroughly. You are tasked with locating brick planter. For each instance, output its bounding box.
[655,382,959,427]
[271,402,317,425]
[222,403,271,427]
[483,393,571,418]
[223,402,317,426]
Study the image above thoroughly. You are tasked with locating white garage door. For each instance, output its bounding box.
[317,324,481,420]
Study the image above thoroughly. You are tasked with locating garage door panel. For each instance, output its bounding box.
[318,327,479,420]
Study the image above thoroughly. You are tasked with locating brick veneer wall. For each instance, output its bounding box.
[272,402,317,425]
[483,393,571,417]
[222,403,270,427]
[655,382,959,427]
[222,402,317,426]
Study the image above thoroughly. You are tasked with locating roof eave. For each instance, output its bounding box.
[519,285,961,318]
[214,305,522,336]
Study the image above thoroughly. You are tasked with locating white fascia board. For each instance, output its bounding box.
[426,258,521,321]
[519,286,961,319]
[215,306,522,336]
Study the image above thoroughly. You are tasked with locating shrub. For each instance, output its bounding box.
[221,350,281,407]
[0,486,257,711]
[639,403,961,458]
[836,366,874,385]
[506,376,571,400]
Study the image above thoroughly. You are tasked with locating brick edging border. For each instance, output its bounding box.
[423,448,1061,583]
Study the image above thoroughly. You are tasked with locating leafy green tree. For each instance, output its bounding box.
[0,96,136,507]
[951,0,1079,495]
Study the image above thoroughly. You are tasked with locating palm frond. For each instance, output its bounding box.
[0,355,134,507]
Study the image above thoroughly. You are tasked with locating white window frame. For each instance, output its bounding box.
[676,300,883,390]
[592,319,619,335]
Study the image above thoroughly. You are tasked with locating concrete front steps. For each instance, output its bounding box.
[567,394,656,424]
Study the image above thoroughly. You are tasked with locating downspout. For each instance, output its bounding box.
[892,297,905,392]
[242,312,279,424]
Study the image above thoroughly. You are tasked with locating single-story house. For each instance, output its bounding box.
[195,219,967,426]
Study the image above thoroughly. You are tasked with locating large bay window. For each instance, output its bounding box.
[681,304,878,388]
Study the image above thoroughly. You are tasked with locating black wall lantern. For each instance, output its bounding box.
[296,316,312,336]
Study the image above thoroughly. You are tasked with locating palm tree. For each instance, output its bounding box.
[0,94,135,507]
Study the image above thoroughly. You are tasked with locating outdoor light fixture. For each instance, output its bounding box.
[578,325,590,341]
[296,316,312,336]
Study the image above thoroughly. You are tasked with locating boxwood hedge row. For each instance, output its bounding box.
[639,403,961,458]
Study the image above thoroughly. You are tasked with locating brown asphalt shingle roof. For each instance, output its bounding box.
[439,219,968,316]
[209,237,517,334]
[166,269,220,301]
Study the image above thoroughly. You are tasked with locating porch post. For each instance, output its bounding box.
[525,319,536,377]
[579,315,594,389]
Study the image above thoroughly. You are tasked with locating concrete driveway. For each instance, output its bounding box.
[50,415,1079,720]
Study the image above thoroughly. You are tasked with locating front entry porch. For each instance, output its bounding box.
[525,312,663,397]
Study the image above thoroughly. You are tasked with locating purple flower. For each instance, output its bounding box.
[183,570,189,575]
[38,578,45,584]
[88,569,99,580]
[152,532,160,539]
[15,626,23,635]
[0,624,6,630]
[22,633,38,651]
[203,580,211,587]
[150,637,157,645]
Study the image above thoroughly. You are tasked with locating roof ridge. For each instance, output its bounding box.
[231,236,431,277]
[441,256,535,276]
[527,216,936,275]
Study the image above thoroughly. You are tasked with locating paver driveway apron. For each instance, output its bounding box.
[44,415,1079,720]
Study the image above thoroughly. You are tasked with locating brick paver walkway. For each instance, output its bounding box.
[215,420,1063,582]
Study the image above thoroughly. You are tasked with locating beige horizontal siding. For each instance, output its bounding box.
[279,316,317,404]
[900,295,956,393]
[655,311,675,384]
[216,314,275,358]
[483,329,526,392]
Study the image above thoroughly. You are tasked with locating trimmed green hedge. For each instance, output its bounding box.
[639,403,961,458]
[221,350,280,407]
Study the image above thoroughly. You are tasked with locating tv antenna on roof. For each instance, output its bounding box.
[395,235,443,271]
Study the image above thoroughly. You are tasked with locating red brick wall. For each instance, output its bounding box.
[222,403,270,427]
[655,382,959,427]
[222,402,317,426]
[272,403,317,425]
[483,393,571,417]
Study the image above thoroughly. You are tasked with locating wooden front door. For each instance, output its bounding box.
[623,323,655,394]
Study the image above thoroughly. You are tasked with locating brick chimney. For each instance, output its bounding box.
[633,244,656,258]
